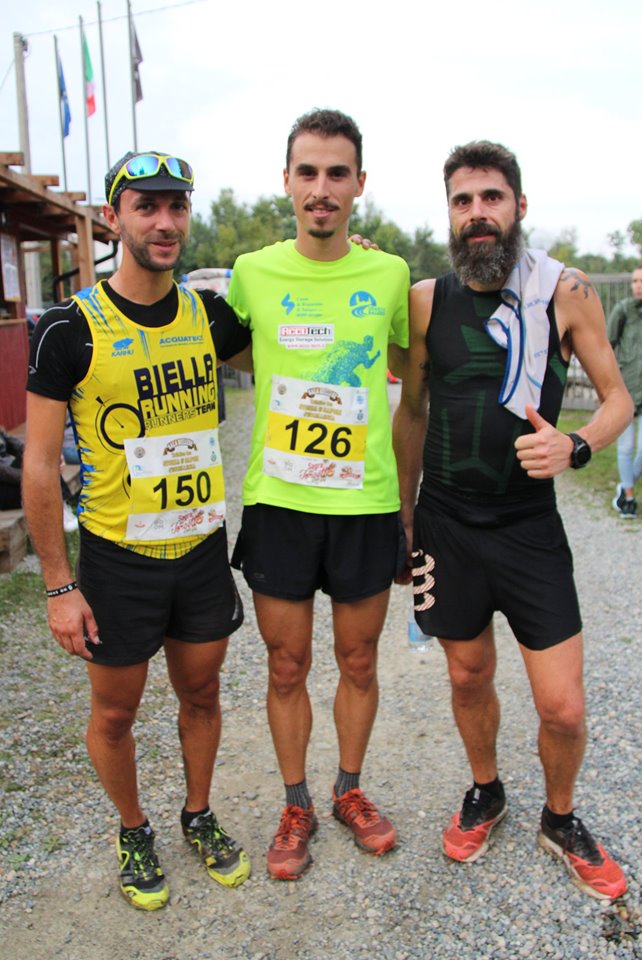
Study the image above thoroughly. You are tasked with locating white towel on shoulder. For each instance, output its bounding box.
[484,248,564,420]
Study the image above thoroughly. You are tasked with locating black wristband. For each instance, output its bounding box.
[45,581,78,598]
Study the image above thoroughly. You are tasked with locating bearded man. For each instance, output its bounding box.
[392,140,632,901]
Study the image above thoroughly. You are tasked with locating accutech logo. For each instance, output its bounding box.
[349,291,385,318]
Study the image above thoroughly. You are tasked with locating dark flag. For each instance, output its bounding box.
[131,22,143,103]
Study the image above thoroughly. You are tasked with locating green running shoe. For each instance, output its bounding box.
[116,822,169,911]
[182,808,251,888]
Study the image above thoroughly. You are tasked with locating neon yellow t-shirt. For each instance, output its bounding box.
[227,240,409,515]
[71,281,225,558]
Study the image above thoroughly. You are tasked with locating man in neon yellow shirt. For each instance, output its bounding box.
[228,109,409,879]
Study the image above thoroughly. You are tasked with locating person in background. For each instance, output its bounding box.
[0,426,76,531]
[607,265,642,518]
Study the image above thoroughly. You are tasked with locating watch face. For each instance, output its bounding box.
[570,434,591,467]
[575,444,591,466]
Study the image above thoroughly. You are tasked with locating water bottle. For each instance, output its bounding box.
[407,593,431,652]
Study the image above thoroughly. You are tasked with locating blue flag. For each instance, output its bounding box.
[58,57,71,137]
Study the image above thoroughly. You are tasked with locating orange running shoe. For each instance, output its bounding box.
[266,805,318,880]
[332,788,397,854]
[538,811,627,901]
[443,784,507,862]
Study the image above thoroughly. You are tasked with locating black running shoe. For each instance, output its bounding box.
[612,484,637,518]
[182,809,250,888]
[116,822,169,911]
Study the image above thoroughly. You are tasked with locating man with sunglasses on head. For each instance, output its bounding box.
[227,109,409,879]
[23,151,253,910]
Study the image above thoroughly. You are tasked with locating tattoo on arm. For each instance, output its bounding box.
[559,269,595,300]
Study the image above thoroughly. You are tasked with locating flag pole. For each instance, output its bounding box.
[54,35,68,191]
[127,0,138,151]
[79,16,92,203]
[97,1,110,170]
[13,33,31,172]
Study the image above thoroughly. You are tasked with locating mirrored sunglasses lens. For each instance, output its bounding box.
[165,157,193,181]
[125,155,162,178]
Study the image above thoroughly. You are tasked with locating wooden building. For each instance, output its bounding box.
[0,152,118,430]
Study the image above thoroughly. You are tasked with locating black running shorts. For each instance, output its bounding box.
[78,525,243,666]
[412,507,582,651]
[231,504,403,603]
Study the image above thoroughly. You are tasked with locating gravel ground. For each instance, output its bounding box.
[0,385,640,960]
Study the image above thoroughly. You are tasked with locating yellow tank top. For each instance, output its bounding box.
[70,281,225,558]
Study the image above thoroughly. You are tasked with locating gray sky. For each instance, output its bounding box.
[2,0,641,258]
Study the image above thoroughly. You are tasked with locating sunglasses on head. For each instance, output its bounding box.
[108,153,194,205]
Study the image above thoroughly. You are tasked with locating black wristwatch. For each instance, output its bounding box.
[567,432,592,469]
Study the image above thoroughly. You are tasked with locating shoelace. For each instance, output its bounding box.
[557,817,602,863]
[190,814,234,853]
[274,808,314,847]
[336,790,379,824]
[120,828,160,880]
[459,787,501,828]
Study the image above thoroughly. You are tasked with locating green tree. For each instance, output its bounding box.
[408,225,451,284]
[547,227,579,265]
[607,230,628,271]
[178,189,449,283]
[627,218,642,258]
[179,189,298,274]
[349,198,449,282]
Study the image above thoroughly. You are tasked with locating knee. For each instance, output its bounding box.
[179,672,221,714]
[91,703,137,743]
[337,644,377,692]
[537,695,585,737]
[268,648,311,697]
[447,655,495,697]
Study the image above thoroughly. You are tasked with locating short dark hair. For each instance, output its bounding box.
[286,109,363,173]
[443,141,523,203]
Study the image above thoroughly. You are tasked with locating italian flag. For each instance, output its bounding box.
[83,35,96,116]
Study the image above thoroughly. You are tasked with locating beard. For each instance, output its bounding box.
[304,200,339,240]
[308,227,335,239]
[449,218,524,287]
[119,224,186,273]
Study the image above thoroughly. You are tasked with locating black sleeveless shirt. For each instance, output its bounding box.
[418,272,569,526]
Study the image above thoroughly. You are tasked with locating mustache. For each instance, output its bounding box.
[303,200,339,212]
[460,222,501,240]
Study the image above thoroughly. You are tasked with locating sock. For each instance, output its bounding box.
[285,780,312,809]
[181,805,210,827]
[334,768,361,798]
[543,805,574,829]
[473,777,503,799]
[120,818,150,836]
